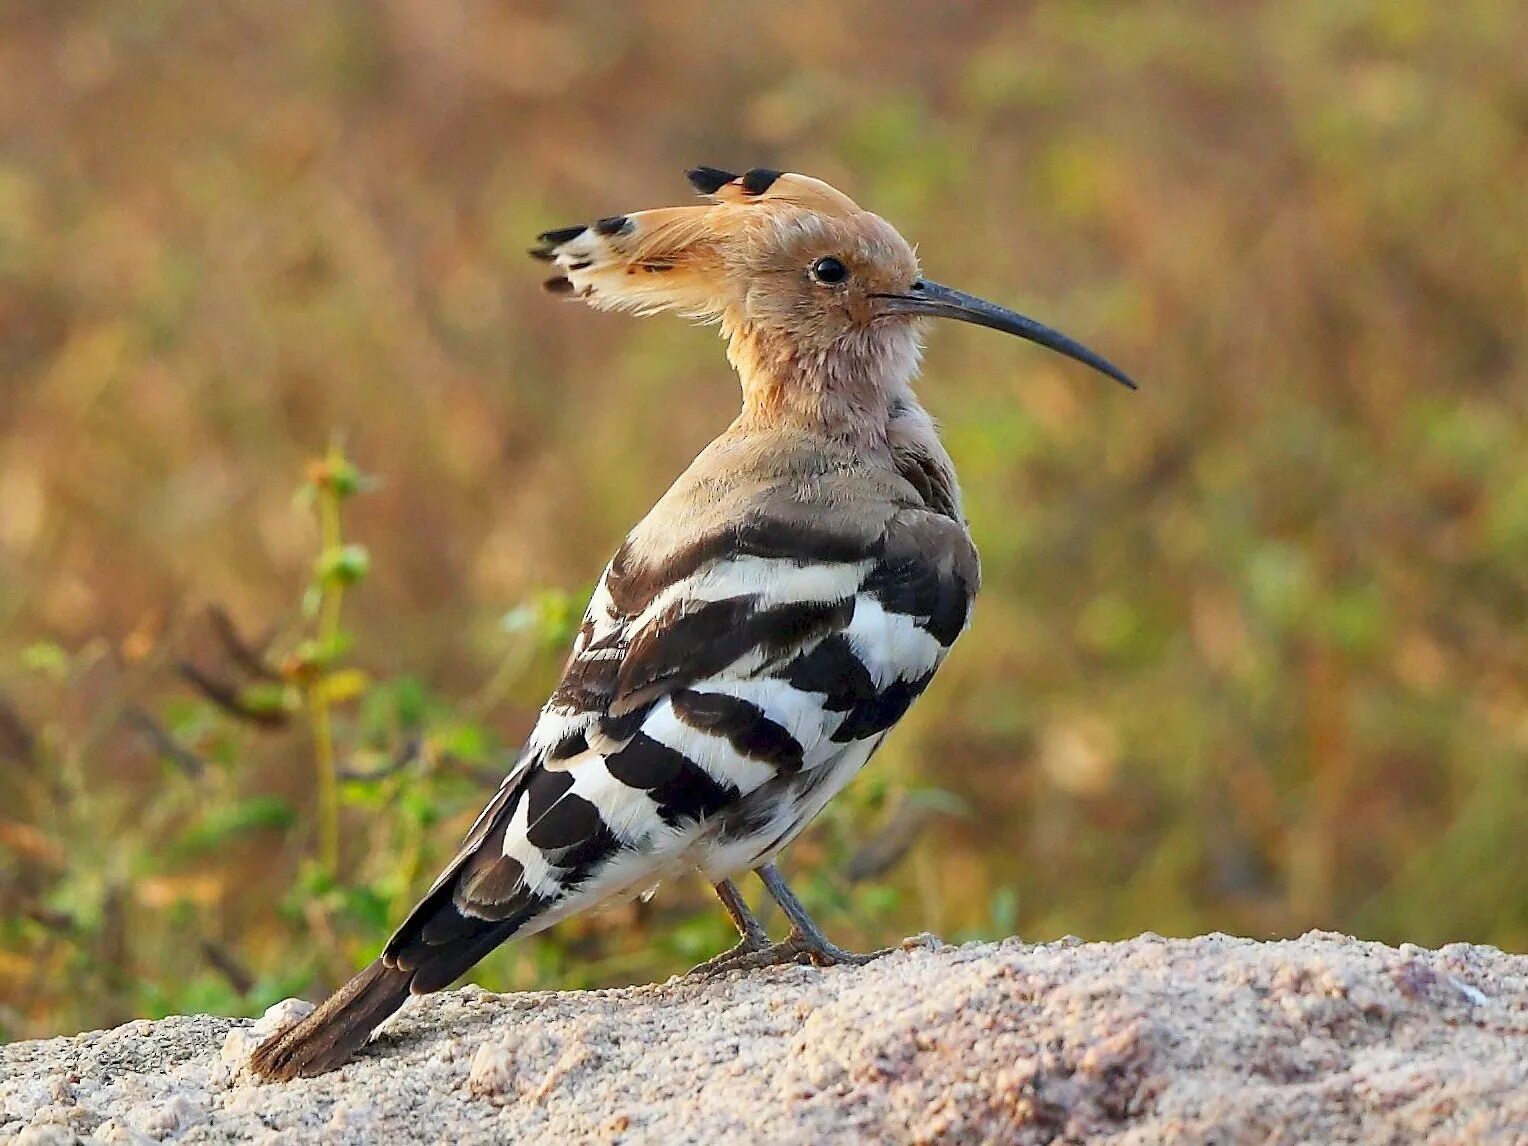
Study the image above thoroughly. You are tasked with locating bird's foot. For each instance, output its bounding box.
[688,934,773,977]
[693,927,891,976]
[797,934,892,969]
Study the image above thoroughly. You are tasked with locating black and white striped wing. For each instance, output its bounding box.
[378,511,977,991]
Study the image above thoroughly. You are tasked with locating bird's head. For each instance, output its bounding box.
[532,167,1133,427]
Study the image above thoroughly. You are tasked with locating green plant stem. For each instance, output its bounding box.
[309,463,347,878]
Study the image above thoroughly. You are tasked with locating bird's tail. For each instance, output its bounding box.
[248,906,526,1080]
[249,779,541,1080]
[248,957,413,1081]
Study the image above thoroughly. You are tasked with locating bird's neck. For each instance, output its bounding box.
[725,320,923,449]
[721,318,963,520]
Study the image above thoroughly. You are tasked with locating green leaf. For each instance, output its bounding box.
[291,634,354,673]
[1245,542,1315,629]
[858,884,901,917]
[173,796,296,857]
[399,786,445,829]
[386,676,429,728]
[20,641,69,677]
[989,886,1020,937]
[904,786,971,817]
[342,884,393,934]
[330,459,378,498]
[293,860,338,899]
[439,720,494,762]
[240,682,294,716]
[503,588,583,650]
[317,544,371,586]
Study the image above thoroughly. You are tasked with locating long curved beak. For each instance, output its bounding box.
[875,279,1136,390]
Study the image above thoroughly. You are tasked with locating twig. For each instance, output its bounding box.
[302,898,348,984]
[0,692,38,772]
[120,707,207,778]
[338,736,422,782]
[439,751,510,786]
[307,444,349,876]
[844,803,933,883]
[24,904,77,935]
[200,939,255,995]
[176,661,289,728]
[204,604,280,681]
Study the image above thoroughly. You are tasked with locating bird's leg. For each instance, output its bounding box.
[714,877,772,948]
[695,863,895,975]
[687,879,773,975]
[754,862,891,968]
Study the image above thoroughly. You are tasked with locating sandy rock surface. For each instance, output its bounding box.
[2,932,1526,1144]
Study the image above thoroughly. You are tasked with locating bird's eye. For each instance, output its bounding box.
[810,256,849,285]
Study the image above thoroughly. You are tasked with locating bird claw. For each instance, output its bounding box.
[687,935,774,977]
[691,940,808,977]
[691,928,890,977]
[803,940,892,968]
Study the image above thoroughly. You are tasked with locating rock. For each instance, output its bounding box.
[213,999,318,1090]
[249,999,314,1043]
[10,1127,74,1146]
[1,933,1525,1143]
[136,1093,204,1138]
[87,1121,155,1146]
[464,1042,516,1101]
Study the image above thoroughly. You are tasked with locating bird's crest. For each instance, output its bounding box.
[530,166,863,318]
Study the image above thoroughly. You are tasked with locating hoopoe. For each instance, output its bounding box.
[251,166,1134,1080]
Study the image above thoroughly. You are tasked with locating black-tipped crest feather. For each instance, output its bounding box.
[538,224,587,244]
[741,168,784,195]
[686,165,737,194]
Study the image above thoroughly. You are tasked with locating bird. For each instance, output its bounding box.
[250,165,1134,1080]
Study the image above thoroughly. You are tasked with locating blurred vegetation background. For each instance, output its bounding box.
[2,0,1525,1042]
